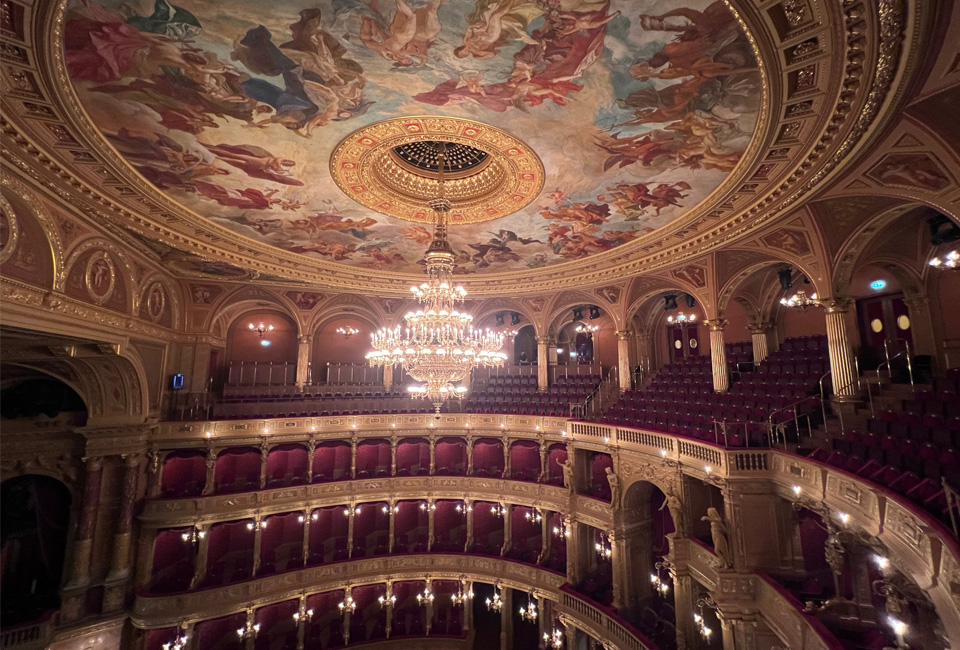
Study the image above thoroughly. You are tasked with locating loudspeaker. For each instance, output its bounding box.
[572,307,584,321]
[778,269,793,290]
[510,312,521,326]
[929,214,960,245]
[684,294,696,308]
[664,295,678,310]
[495,313,505,327]
[589,305,601,320]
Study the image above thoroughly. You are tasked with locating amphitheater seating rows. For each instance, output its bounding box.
[462,373,601,417]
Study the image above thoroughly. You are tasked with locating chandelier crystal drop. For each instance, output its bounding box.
[367,143,506,415]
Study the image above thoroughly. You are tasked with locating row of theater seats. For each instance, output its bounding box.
[636,598,678,650]
[212,397,433,419]
[462,374,601,417]
[602,337,830,446]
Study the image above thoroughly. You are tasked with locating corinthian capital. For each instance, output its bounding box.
[821,297,853,314]
[703,319,727,332]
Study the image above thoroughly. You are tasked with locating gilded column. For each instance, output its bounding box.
[306,438,316,483]
[501,503,511,556]
[388,500,396,553]
[146,446,164,497]
[103,454,142,612]
[347,507,356,559]
[203,446,217,495]
[259,438,269,489]
[503,439,512,479]
[463,580,474,632]
[427,499,436,550]
[635,330,653,380]
[66,456,104,588]
[302,509,312,565]
[466,436,475,476]
[465,499,474,552]
[704,319,729,393]
[616,330,634,391]
[903,295,936,357]
[537,336,550,392]
[295,334,312,387]
[391,438,398,476]
[429,436,437,475]
[824,298,859,399]
[350,437,358,479]
[500,587,514,650]
[539,510,551,564]
[538,442,547,483]
[671,571,697,650]
[252,517,264,576]
[565,516,581,585]
[748,322,772,365]
[425,578,434,636]
[190,525,210,589]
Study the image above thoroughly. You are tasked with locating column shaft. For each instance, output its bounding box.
[537,336,550,392]
[67,457,103,588]
[500,588,514,650]
[107,454,141,580]
[749,325,770,365]
[616,330,634,391]
[384,362,394,391]
[824,299,859,399]
[203,449,216,495]
[501,503,511,556]
[295,336,312,387]
[705,320,729,393]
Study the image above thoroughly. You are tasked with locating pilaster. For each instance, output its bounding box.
[537,336,550,392]
[616,330,634,391]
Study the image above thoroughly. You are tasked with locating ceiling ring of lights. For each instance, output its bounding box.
[330,117,545,225]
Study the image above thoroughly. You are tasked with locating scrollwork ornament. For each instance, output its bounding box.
[0,194,19,265]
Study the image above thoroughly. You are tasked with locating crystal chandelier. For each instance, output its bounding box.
[779,288,822,310]
[367,143,507,416]
[929,249,958,269]
[519,595,538,622]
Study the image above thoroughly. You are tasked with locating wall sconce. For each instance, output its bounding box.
[181,526,206,544]
[249,322,274,338]
[519,595,538,622]
[343,505,362,517]
[595,532,612,559]
[337,326,360,338]
[486,584,503,612]
[246,519,267,531]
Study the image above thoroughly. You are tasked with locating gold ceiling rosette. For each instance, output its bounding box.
[330,116,544,224]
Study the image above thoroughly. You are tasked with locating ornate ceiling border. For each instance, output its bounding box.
[0,0,921,296]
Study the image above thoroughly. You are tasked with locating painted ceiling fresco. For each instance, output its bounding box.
[64,0,761,274]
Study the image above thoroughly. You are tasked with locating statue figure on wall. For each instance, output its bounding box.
[659,486,685,536]
[701,507,733,569]
[559,458,574,493]
[604,467,621,506]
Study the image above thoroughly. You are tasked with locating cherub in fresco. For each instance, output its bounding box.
[359,0,440,66]
[361,245,406,269]
[547,188,565,204]
[598,181,692,218]
[278,197,306,211]
[192,183,284,210]
[286,213,378,237]
[455,0,538,59]
[555,8,620,36]
[289,241,357,260]
[595,131,677,171]
[466,230,541,269]
[232,214,284,235]
[400,225,434,244]
[539,200,611,226]
[526,253,548,268]
[281,9,364,88]
[202,143,303,186]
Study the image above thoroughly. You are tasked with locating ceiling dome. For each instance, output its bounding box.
[59,0,765,277]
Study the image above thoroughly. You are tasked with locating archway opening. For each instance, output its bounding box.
[1,475,72,626]
[0,373,87,425]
